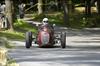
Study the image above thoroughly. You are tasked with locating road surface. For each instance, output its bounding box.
[8,28,100,66]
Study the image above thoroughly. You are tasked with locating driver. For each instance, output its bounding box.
[39,18,52,31]
[41,18,49,27]
[38,18,54,41]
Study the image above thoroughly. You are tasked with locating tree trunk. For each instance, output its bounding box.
[13,0,18,20]
[68,0,75,13]
[37,0,43,15]
[5,0,14,31]
[85,0,91,16]
[97,0,100,14]
[62,0,69,27]
[58,0,62,11]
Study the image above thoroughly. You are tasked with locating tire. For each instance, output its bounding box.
[25,32,32,48]
[61,32,66,48]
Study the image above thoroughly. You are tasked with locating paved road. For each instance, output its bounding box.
[8,28,100,66]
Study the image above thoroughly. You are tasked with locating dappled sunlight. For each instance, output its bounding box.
[64,27,100,47]
[75,7,97,13]
[1,0,100,66]
[18,62,99,66]
[75,7,85,13]
[8,46,100,66]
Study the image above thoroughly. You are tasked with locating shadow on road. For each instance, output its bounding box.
[8,45,100,66]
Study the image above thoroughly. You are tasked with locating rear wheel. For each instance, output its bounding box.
[61,32,66,48]
[25,31,32,48]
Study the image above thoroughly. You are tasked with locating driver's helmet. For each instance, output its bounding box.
[42,18,48,25]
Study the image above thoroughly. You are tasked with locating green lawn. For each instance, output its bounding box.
[0,20,37,41]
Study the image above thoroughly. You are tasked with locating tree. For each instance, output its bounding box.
[5,0,14,31]
[85,0,91,16]
[58,0,62,11]
[62,0,69,26]
[68,0,75,13]
[97,0,100,14]
[91,0,100,14]
[37,0,43,15]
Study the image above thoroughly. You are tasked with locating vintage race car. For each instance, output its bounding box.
[25,24,66,48]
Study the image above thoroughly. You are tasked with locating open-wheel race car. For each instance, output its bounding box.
[25,18,66,49]
[25,25,66,49]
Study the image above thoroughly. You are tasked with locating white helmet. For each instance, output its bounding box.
[42,18,48,23]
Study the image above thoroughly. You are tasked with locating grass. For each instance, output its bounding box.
[14,19,37,33]
[0,37,14,48]
[6,57,19,66]
[0,31,24,41]
[0,19,37,41]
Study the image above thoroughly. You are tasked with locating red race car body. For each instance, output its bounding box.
[37,26,54,47]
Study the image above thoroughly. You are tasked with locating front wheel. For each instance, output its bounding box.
[25,31,32,48]
[61,32,66,48]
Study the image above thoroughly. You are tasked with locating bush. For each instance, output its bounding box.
[69,13,100,28]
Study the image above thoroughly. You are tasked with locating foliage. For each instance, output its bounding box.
[0,31,24,41]
[94,15,100,27]
[69,13,86,28]
[6,57,18,66]
[72,0,84,3]
[32,12,100,29]
[69,13,100,28]
[14,19,37,33]
[32,12,65,26]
